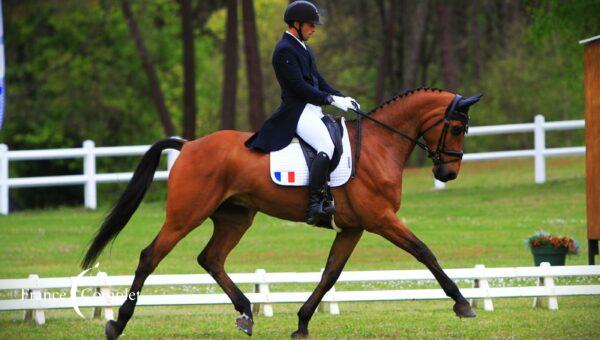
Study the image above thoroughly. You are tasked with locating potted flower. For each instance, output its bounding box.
[526,231,580,266]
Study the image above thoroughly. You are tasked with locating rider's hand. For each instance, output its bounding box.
[346,97,360,110]
[330,95,355,112]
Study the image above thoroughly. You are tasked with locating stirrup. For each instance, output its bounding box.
[307,199,335,227]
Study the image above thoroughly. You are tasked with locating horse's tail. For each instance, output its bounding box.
[81,137,186,269]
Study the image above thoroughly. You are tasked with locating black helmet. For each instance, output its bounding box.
[284,1,322,25]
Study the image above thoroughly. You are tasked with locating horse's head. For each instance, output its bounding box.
[420,94,482,182]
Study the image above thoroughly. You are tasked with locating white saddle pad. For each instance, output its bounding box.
[270,117,352,187]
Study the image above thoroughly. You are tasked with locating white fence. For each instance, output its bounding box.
[0,263,598,325]
[434,115,584,189]
[0,115,585,214]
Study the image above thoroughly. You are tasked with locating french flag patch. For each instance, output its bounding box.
[274,171,295,184]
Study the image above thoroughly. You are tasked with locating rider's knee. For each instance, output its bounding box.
[319,139,335,159]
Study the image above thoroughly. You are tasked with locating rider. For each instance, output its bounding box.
[245,0,360,225]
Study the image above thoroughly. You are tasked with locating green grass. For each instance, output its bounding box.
[1,156,599,338]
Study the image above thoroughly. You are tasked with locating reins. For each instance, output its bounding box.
[349,94,467,178]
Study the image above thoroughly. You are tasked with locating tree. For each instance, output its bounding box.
[401,0,429,90]
[436,1,459,91]
[241,0,265,131]
[180,0,197,139]
[375,0,397,104]
[120,0,175,137]
[221,0,238,130]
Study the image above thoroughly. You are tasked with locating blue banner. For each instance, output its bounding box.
[0,0,4,130]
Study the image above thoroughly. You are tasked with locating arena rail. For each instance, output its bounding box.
[0,263,598,325]
[0,115,585,214]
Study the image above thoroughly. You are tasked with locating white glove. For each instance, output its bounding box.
[346,97,360,110]
[330,95,355,112]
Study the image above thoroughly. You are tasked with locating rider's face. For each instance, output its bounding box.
[296,22,316,41]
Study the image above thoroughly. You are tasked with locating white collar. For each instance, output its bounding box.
[285,30,307,50]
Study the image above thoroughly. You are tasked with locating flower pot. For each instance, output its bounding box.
[531,246,568,266]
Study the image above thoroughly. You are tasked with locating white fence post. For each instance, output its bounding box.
[470,264,493,311]
[0,143,8,215]
[83,140,97,210]
[434,179,446,190]
[167,150,179,172]
[534,115,546,184]
[22,274,45,325]
[92,271,114,320]
[252,269,273,317]
[533,262,558,310]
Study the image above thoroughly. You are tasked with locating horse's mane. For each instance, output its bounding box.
[368,87,446,115]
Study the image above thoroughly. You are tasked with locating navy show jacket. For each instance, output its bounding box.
[244,32,343,152]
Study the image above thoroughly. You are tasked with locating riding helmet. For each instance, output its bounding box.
[284,1,323,25]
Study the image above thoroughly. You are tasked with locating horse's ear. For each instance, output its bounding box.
[457,94,483,112]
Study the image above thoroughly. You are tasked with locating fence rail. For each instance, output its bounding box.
[0,115,585,214]
[0,263,598,325]
[434,115,584,189]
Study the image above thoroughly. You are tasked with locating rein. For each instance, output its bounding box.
[350,94,467,177]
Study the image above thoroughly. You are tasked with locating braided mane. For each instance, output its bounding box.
[369,87,446,114]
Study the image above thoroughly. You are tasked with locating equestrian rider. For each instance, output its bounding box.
[245,0,360,225]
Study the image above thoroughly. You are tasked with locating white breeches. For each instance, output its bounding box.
[295,104,335,158]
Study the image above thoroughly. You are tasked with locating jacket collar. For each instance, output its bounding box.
[282,32,308,52]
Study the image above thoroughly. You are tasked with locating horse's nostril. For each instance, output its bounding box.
[445,172,457,181]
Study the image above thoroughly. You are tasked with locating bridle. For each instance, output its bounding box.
[350,94,469,176]
[416,94,469,165]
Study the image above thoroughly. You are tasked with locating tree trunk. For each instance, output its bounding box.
[221,0,238,130]
[436,2,459,91]
[241,0,265,131]
[402,0,429,90]
[470,0,480,87]
[375,0,397,104]
[120,0,175,137]
[180,0,196,139]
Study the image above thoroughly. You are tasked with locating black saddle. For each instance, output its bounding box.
[297,114,344,175]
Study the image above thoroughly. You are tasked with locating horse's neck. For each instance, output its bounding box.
[348,98,423,167]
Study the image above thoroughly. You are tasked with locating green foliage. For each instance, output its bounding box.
[0,0,595,208]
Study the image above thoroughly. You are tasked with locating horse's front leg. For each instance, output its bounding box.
[371,212,475,318]
[291,228,363,339]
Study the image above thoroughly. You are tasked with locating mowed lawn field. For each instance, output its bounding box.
[1,156,599,339]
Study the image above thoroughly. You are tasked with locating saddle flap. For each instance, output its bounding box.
[270,117,352,187]
[298,114,344,173]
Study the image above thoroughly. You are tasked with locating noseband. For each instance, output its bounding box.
[416,94,468,165]
[350,94,469,176]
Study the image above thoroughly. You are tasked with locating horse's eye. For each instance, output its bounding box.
[451,125,464,136]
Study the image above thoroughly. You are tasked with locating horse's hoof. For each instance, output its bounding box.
[453,302,476,318]
[291,330,309,339]
[236,314,254,336]
[104,320,121,340]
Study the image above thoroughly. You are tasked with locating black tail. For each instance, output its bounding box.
[81,137,186,269]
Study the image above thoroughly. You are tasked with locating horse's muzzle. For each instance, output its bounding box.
[433,165,457,182]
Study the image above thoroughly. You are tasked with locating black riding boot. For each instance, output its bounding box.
[306,152,335,225]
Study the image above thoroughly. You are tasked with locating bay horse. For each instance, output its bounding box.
[81,87,481,339]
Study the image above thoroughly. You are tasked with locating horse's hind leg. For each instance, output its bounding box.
[105,188,226,338]
[197,202,256,336]
[104,220,194,339]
